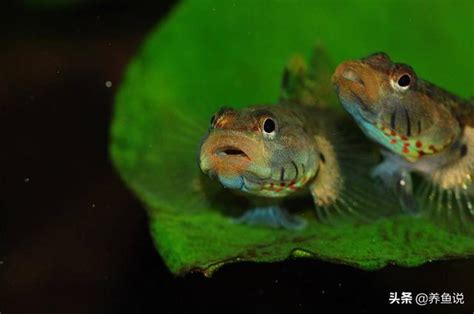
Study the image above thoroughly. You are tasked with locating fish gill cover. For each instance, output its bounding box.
[110,0,474,276]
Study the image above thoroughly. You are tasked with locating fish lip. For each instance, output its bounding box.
[200,138,272,186]
[213,145,250,160]
[333,62,376,124]
[200,132,275,189]
[333,62,366,88]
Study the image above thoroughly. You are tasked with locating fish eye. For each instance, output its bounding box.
[262,118,277,138]
[390,73,412,91]
[263,118,276,133]
[397,74,411,87]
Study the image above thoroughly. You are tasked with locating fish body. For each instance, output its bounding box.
[332,52,474,231]
[199,104,342,211]
[199,49,392,229]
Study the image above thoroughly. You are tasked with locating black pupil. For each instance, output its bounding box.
[398,74,411,87]
[263,119,275,133]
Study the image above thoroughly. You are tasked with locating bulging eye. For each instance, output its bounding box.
[391,73,412,91]
[262,118,277,138]
[397,74,411,87]
[263,118,275,133]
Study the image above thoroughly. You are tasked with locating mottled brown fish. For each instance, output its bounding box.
[199,49,393,229]
[332,52,474,231]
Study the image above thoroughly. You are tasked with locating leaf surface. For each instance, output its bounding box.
[110,0,474,275]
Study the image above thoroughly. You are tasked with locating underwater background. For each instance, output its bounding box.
[2,0,473,313]
[109,0,474,276]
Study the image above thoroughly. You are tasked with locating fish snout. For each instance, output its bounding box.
[341,67,365,86]
[333,61,366,88]
[332,61,376,114]
[199,132,261,178]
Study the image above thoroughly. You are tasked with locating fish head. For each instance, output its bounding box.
[332,52,459,160]
[199,105,318,198]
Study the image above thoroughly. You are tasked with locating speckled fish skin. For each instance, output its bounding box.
[198,48,397,230]
[199,104,341,206]
[332,52,472,162]
[332,52,474,228]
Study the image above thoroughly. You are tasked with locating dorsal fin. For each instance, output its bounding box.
[279,44,339,108]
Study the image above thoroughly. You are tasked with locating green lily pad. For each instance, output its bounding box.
[110,0,474,276]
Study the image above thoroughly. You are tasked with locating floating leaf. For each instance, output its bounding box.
[110,0,474,276]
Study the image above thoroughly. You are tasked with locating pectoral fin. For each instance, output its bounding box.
[371,158,418,213]
[232,206,306,230]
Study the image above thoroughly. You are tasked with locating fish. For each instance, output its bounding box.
[199,49,395,230]
[332,52,474,232]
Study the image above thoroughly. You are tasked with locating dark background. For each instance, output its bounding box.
[1,1,473,313]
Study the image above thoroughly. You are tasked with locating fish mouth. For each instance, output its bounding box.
[333,62,377,125]
[199,131,271,186]
[332,61,367,89]
[207,145,265,192]
[214,145,250,159]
